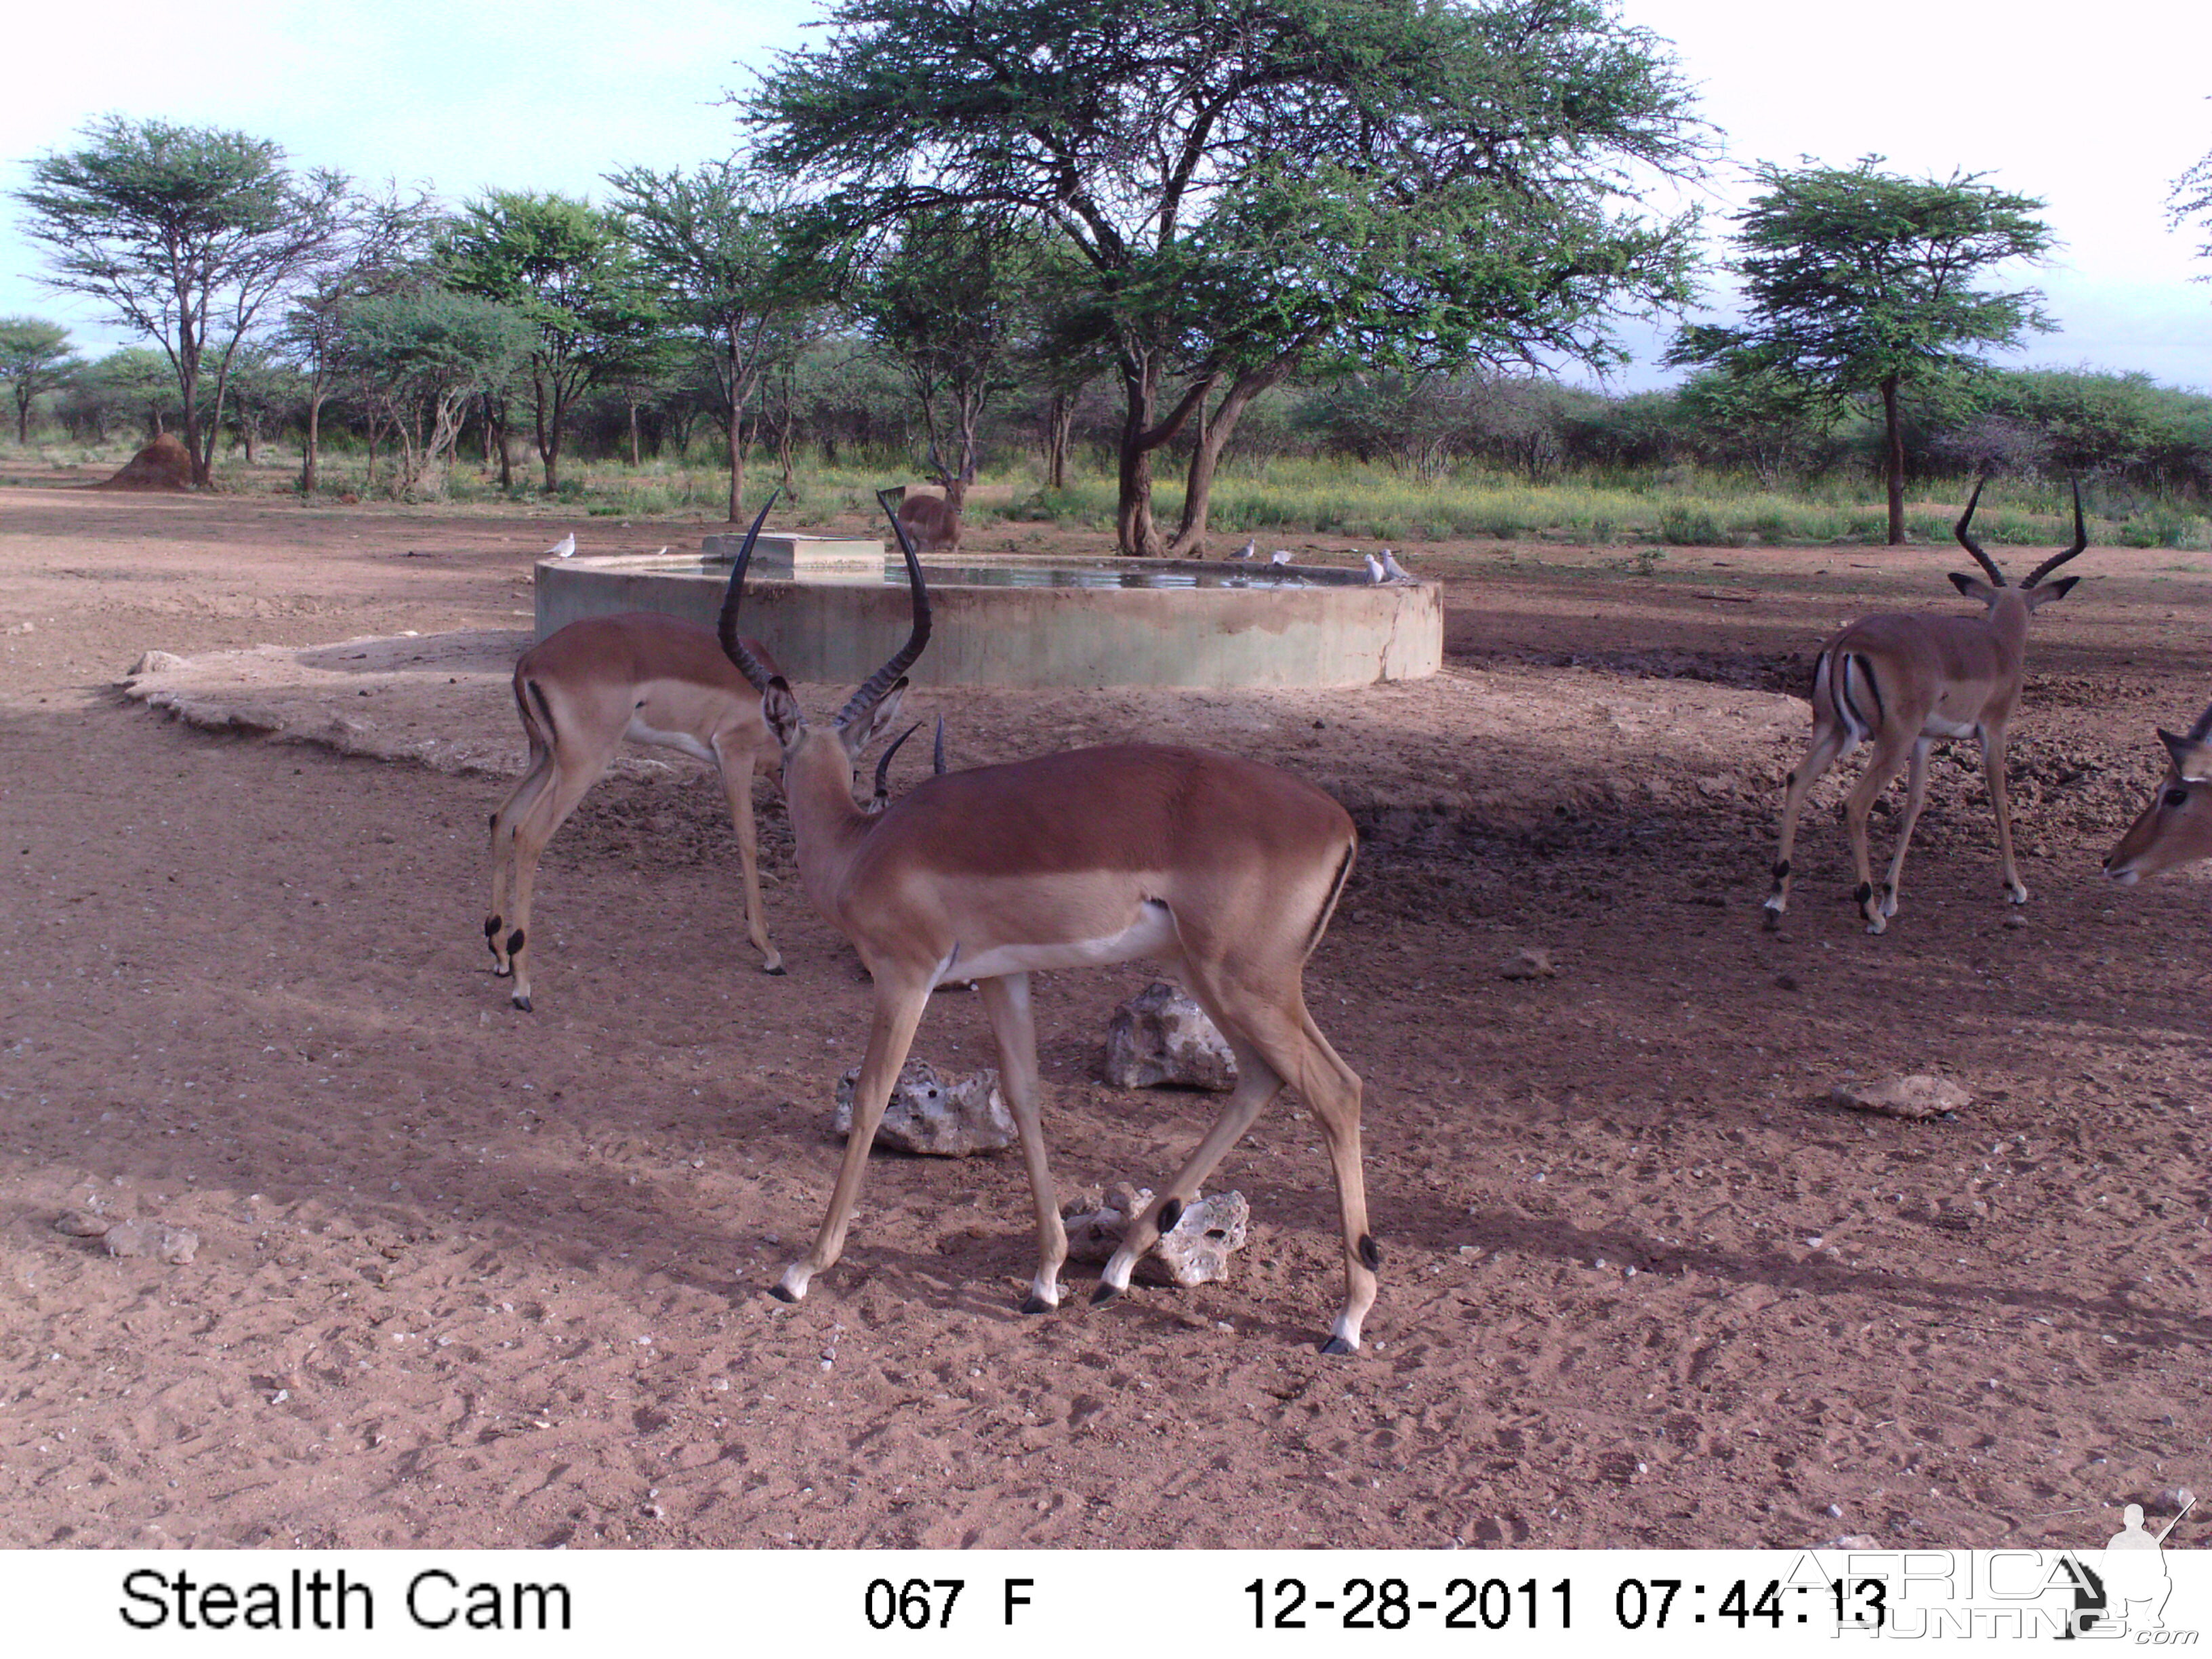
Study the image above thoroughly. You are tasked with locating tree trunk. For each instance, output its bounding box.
[1167,361,1292,557]
[534,371,560,493]
[726,409,746,523]
[302,391,325,494]
[1045,390,1078,491]
[1882,374,1906,546]
[628,400,641,469]
[1112,350,1214,556]
[15,392,28,446]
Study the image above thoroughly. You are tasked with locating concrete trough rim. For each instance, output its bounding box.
[533,549,1441,689]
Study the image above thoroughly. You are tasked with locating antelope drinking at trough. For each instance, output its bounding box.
[1765,478,2089,934]
[716,491,1379,1353]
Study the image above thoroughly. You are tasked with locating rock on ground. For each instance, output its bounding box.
[833,1059,1016,1155]
[1102,981,1237,1091]
[1062,1183,1250,1287]
[1831,1075,1972,1120]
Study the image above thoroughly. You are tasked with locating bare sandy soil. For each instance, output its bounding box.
[1,483,2207,1553]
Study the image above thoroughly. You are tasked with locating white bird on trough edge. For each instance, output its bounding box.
[651,545,669,557]
[1381,548,1414,583]
[1269,549,1293,566]
[546,533,576,558]
[1362,552,1385,584]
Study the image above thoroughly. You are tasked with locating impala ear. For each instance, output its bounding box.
[2160,729,2212,783]
[760,678,804,748]
[838,677,911,760]
[1948,571,1999,602]
[2024,575,2079,607]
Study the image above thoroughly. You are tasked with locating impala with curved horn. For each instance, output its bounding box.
[2104,697,2212,884]
[1765,478,2089,935]
[719,489,1377,1353]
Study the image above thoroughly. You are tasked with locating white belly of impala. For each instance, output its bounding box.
[935,900,1177,985]
[626,717,718,764]
[1919,714,1981,741]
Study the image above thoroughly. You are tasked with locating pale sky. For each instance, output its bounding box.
[3,0,2208,391]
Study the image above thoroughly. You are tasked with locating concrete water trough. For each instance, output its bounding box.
[533,535,1441,689]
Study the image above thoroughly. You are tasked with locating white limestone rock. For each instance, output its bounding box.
[1832,1075,1971,1120]
[834,1059,1016,1156]
[1103,981,1237,1092]
[1062,1182,1250,1287]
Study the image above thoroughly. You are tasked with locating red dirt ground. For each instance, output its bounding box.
[0,485,2205,1551]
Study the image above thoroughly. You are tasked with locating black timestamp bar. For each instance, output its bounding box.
[1247,1576,1572,1631]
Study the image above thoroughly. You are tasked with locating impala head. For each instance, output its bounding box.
[1947,475,2088,615]
[716,489,932,807]
[2104,697,2212,884]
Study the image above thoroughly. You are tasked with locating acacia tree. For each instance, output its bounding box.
[604,163,816,519]
[337,289,532,497]
[750,0,1706,554]
[0,317,85,445]
[441,191,661,492]
[1667,157,2055,544]
[14,117,346,486]
[850,210,1039,515]
[2174,138,2212,272]
[282,183,440,493]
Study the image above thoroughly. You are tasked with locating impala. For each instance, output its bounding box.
[485,611,785,1011]
[1765,478,2089,934]
[717,492,1378,1353]
[2104,698,2212,884]
[893,485,962,553]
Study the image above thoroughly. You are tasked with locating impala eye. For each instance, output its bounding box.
[2167,787,2191,808]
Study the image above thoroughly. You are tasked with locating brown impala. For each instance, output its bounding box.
[716,492,1379,1353]
[485,612,786,1011]
[1765,478,2089,934]
[2104,697,2212,884]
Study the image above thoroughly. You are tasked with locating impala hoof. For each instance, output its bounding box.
[1090,1281,1122,1307]
[512,993,533,1012]
[1318,1335,1357,1356]
[1019,1292,1054,1315]
[767,1283,800,1304]
[1761,907,1782,933]
[763,962,787,976]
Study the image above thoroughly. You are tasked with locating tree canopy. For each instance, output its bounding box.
[1668,157,2054,543]
[749,0,1709,553]
[0,317,85,445]
[441,191,661,491]
[13,116,346,485]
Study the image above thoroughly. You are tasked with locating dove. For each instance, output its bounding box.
[1381,549,1414,583]
[1269,550,1293,566]
[1232,537,1256,560]
[545,533,575,559]
[1362,552,1385,584]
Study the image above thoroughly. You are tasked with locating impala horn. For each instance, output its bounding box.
[716,492,782,692]
[1952,475,2009,586]
[869,722,924,811]
[835,488,934,729]
[2022,476,2090,588]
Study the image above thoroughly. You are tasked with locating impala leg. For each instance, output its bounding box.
[1843,730,1917,935]
[1765,725,1847,928]
[712,733,783,975]
[1982,728,2029,904]
[1101,974,1375,1355]
[977,972,1066,1313]
[487,741,554,976]
[774,975,930,1304]
[1879,739,1934,920]
[500,745,615,1011]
